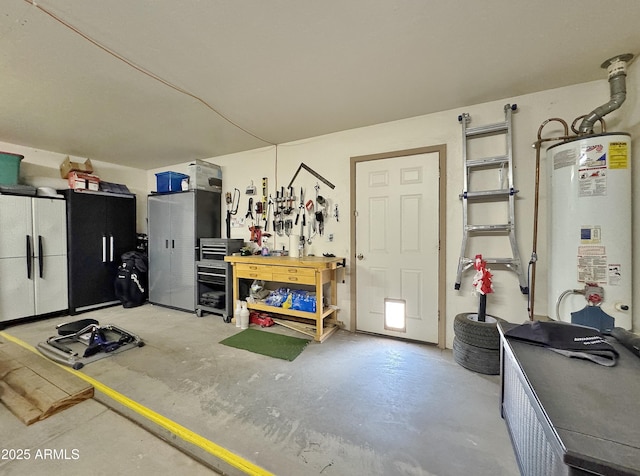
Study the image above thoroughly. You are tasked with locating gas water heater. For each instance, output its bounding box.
[547,133,632,329]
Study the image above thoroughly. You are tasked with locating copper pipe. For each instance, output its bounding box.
[529,118,570,320]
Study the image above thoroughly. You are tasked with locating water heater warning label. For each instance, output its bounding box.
[578,142,607,197]
[578,168,606,197]
[577,245,607,284]
[608,142,628,169]
[609,264,622,286]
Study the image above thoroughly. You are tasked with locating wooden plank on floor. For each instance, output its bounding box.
[0,338,94,425]
[0,380,42,425]
[271,318,316,338]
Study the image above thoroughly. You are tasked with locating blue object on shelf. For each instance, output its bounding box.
[155,171,189,193]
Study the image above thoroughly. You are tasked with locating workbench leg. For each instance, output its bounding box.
[232,265,239,322]
[315,271,323,342]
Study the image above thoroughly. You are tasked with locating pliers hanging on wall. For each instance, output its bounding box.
[245,197,254,220]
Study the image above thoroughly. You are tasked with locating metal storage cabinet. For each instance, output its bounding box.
[196,238,243,320]
[0,195,68,323]
[63,190,137,315]
[148,190,220,312]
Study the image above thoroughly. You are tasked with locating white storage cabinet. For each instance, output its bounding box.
[0,195,68,322]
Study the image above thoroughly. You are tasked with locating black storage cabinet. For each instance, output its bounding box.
[63,190,136,314]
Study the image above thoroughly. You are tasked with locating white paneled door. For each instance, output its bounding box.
[355,152,440,344]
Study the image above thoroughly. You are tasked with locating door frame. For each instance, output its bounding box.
[350,145,447,349]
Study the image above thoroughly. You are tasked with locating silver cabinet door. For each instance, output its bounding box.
[148,194,173,306]
[168,192,196,311]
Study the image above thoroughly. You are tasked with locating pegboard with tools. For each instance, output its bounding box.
[227,164,340,253]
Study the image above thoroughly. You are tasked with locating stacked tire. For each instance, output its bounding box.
[453,313,506,375]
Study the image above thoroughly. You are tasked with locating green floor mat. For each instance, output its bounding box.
[219,328,311,361]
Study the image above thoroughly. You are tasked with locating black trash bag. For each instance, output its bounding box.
[115,251,148,308]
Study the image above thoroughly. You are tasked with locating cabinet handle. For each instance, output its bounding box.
[26,235,32,279]
[287,268,298,274]
[38,235,44,278]
[102,236,107,263]
[165,239,169,249]
[110,235,114,262]
[249,265,258,270]
[288,276,299,282]
[249,273,258,278]
[172,240,175,249]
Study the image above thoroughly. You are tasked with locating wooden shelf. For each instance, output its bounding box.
[247,302,334,320]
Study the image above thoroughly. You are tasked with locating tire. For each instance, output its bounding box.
[453,337,500,375]
[453,312,506,350]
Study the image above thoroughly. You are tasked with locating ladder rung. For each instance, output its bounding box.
[466,156,509,168]
[461,257,519,266]
[485,258,519,265]
[465,122,508,137]
[465,224,511,232]
[461,189,517,200]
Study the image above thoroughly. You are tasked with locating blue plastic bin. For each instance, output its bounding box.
[0,152,24,185]
[155,171,189,193]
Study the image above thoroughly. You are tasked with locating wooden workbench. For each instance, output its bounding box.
[224,255,344,342]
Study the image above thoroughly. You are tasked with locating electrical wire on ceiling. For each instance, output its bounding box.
[23,0,276,146]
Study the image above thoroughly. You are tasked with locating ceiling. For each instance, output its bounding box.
[1,0,640,170]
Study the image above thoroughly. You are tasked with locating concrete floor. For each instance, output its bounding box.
[1,304,520,475]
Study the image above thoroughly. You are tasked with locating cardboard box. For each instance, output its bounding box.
[187,160,222,192]
[68,171,100,191]
[60,157,93,179]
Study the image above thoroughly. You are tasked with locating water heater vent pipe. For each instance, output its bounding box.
[578,53,634,134]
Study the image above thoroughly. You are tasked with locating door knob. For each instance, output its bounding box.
[356,253,364,260]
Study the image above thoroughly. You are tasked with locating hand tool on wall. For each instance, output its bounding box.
[306,199,315,244]
[296,188,306,246]
[315,192,327,235]
[245,197,254,221]
[273,189,280,233]
[295,188,305,227]
[264,195,274,232]
[275,187,285,235]
[225,188,240,239]
[285,186,295,214]
[286,162,336,190]
[261,177,268,222]
[315,209,324,236]
[334,204,339,222]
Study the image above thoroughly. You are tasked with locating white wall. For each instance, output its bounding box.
[0,142,148,231]
[150,59,640,347]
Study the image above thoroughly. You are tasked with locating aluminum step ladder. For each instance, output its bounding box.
[454,103,528,294]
